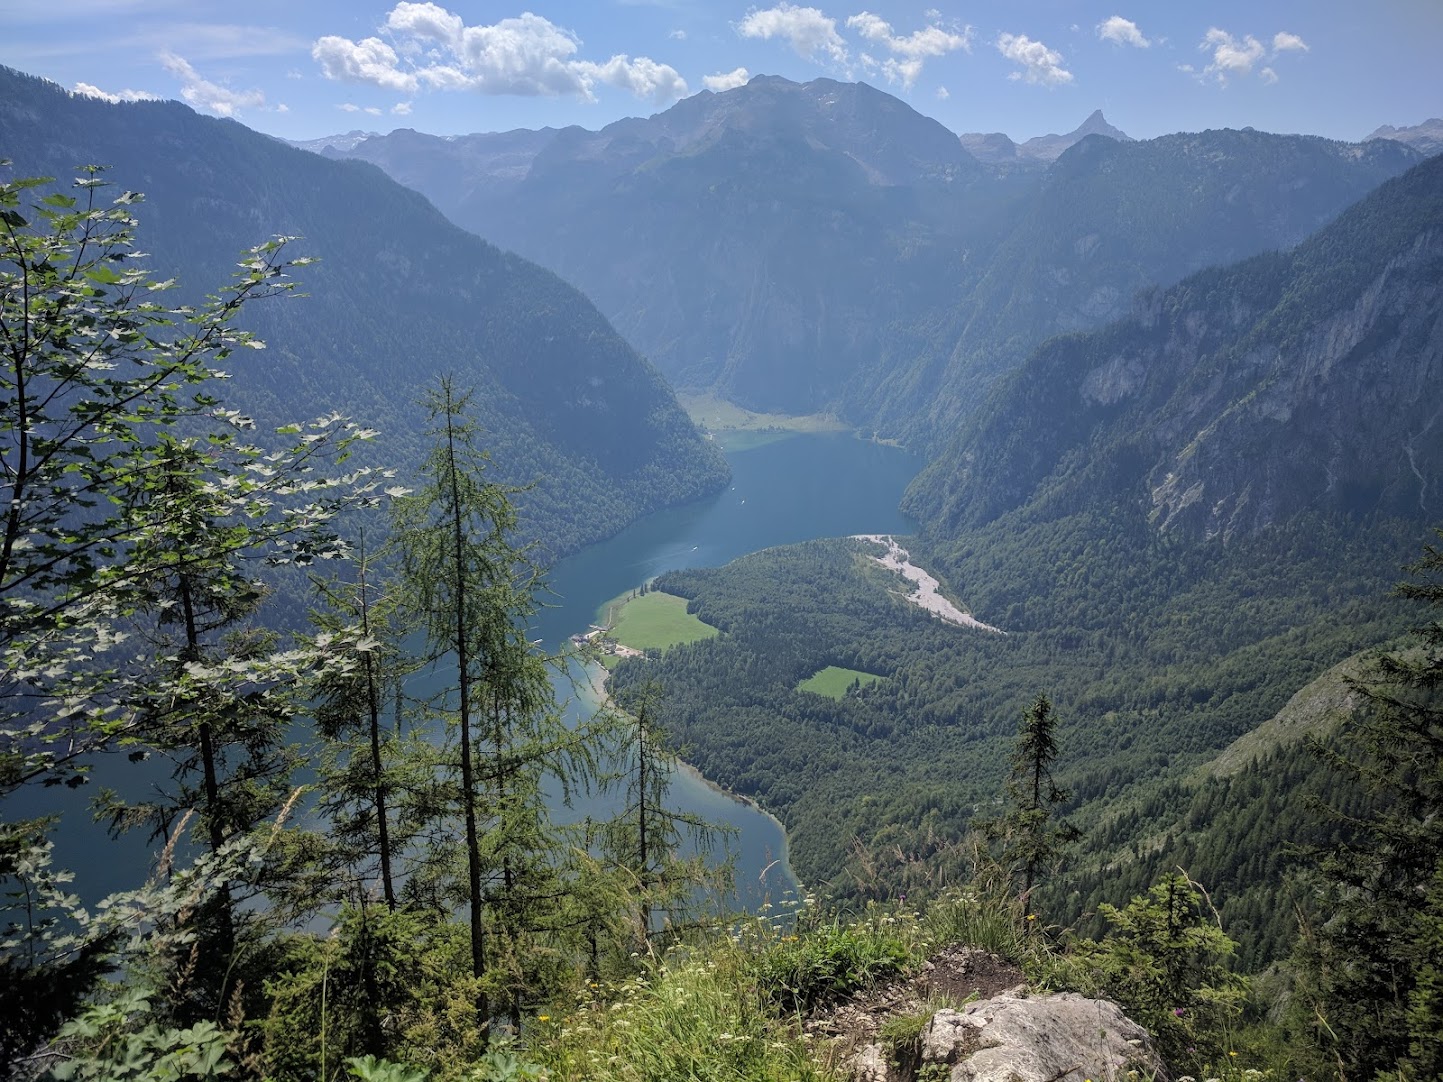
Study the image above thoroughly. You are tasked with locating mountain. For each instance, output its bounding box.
[330,75,1023,416]
[959,109,1133,165]
[0,67,727,557]
[908,151,1443,537]
[287,128,380,154]
[1366,118,1443,156]
[327,80,1418,454]
[858,129,1422,447]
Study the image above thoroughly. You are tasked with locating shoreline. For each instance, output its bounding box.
[577,657,803,901]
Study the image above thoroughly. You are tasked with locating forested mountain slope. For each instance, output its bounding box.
[909,151,1443,539]
[876,129,1422,443]
[605,155,1443,964]
[0,67,727,556]
[326,77,1418,450]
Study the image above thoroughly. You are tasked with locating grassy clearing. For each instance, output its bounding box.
[680,393,848,441]
[797,665,882,700]
[610,591,719,653]
[533,891,1040,1082]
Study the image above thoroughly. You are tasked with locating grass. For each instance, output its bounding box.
[679,393,848,445]
[532,892,1053,1082]
[609,591,719,653]
[797,666,882,700]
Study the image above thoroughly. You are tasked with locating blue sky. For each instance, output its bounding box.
[3,1,1439,143]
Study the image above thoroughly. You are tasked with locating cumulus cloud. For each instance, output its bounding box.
[935,85,949,99]
[72,81,160,103]
[159,52,266,116]
[392,101,414,114]
[1199,27,1307,84]
[704,66,751,91]
[669,28,687,40]
[845,11,970,88]
[312,35,418,92]
[313,3,687,104]
[738,3,848,63]
[996,33,1073,86]
[1097,16,1149,48]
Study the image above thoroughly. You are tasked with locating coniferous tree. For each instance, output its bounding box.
[1297,527,1443,1079]
[390,378,587,1031]
[978,693,1079,919]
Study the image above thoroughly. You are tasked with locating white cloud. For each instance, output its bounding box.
[577,54,689,104]
[669,28,687,40]
[704,66,751,91]
[159,52,266,116]
[314,4,687,104]
[275,102,289,113]
[996,32,1073,86]
[72,81,160,103]
[935,85,949,99]
[738,3,848,64]
[844,11,970,88]
[313,36,418,92]
[392,101,414,115]
[1097,16,1149,48]
[1199,27,1306,84]
[1200,28,1265,82]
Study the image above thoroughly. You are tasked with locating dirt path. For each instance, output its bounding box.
[855,534,1005,634]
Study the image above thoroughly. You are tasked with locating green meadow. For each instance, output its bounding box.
[608,590,720,652]
[796,665,882,700]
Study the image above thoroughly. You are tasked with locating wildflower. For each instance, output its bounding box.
[1173,1007,1186,1016]
[1229,1051,1239,1057]
[1027,913,1037,921]
[538,1015,551,1022]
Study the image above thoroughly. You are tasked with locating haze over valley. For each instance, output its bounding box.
[3,2,1442,1076]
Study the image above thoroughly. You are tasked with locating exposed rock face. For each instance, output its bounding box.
[851,992,1162,1082]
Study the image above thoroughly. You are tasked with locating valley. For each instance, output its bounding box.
[3,21,1442,1077]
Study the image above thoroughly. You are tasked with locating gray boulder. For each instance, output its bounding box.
[852,991,1162,1082]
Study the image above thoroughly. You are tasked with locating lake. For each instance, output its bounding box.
[535,432,921,909]
[21,432,921,913]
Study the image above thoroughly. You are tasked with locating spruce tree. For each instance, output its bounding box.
[1298,527,1443,1078]
[978,693,1079,918]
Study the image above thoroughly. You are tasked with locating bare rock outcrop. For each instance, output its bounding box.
[851,991,1162,1082]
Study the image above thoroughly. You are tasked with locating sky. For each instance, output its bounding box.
[2,1,1440,144]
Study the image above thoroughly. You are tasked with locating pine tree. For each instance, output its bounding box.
[1297,526,1443,1078]
[978,693,1080,918]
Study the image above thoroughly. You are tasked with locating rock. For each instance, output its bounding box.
[848,991,1162,1082]
[922,993,1162,1082]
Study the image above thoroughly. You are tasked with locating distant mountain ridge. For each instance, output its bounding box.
[1366,118,1443,157]
[958,109,1133,164]
[0,66,728,557]
[317,76,1419,456]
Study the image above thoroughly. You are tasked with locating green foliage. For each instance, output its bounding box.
[1291,526,1443,1079]
[1069,874,1248,1076]
[345,1057,429,1082]
[47,990,236,1081]
[752,916,910,1014]
[1,68,729,565]
[976,694,1080,916]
